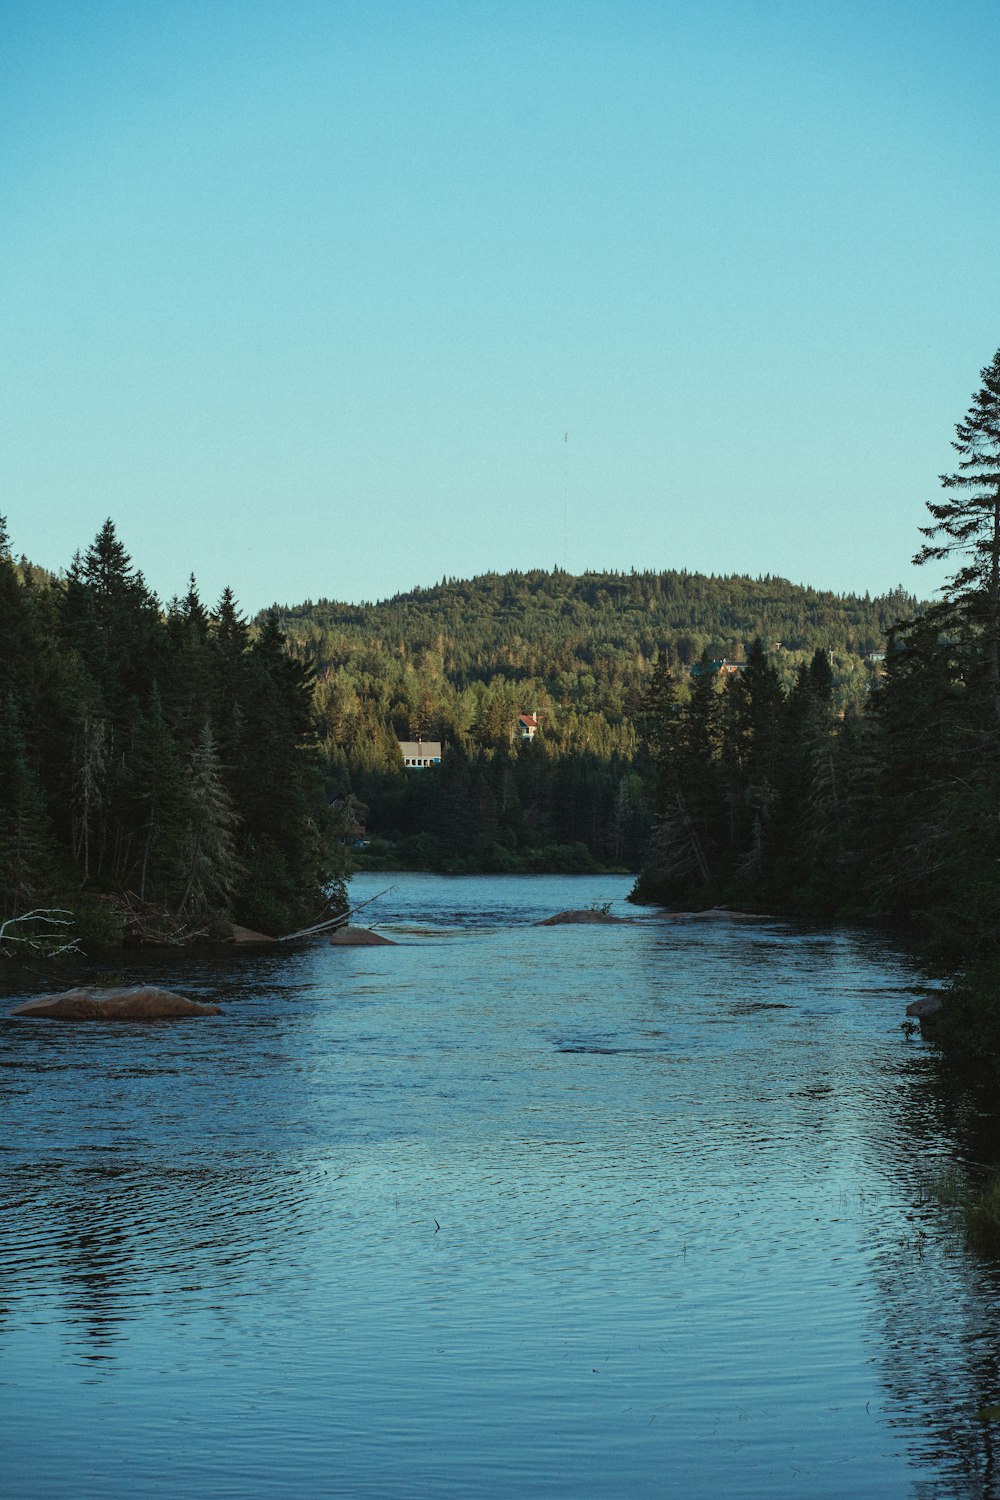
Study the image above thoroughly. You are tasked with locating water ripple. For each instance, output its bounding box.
[0,873,994,1498]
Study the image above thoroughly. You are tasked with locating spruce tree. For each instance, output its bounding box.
[0,693,57,916]
[916,348,1000,722]
[119,686,188,903]
[234,610,335,931]
[177,723,242,918]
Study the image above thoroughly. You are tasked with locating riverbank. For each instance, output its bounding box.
[350,837,636,878]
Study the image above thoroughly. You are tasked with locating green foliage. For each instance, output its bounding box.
[70,897,127,952]
[631,347,1000,1076]
[965,1177,1000,1256]
[278,567,903,744]
[272,568,900,873]
[916,347,1000,722]
[0,517,342,947]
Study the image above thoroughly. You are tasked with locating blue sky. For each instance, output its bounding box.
[2,0,998,613]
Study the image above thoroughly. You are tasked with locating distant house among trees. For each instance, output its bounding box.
[518,713,540,740]
[399,739,442,769]
[689,659,745,678]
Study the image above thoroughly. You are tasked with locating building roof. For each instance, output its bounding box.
[689,659,745,677]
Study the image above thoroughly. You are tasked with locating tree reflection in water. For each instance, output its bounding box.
[867,1052,1000,1499]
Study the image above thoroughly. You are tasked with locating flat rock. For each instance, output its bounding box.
[9,985,222,1021]
[657,908,775,922]
[906,995,944,1019]
[329,925,395,946]
[536,909,626,926]
[231,924,276,944]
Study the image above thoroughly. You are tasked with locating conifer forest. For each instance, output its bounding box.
[0,520,343,947]
[4,348,1000,1065]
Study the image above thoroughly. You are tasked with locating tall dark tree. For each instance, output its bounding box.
[916,348,1000,722]
[176,723,242,918]
[61,520,162,719]
[232,611,336,932]
[119,686,188,904]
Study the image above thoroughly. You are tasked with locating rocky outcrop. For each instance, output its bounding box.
[329,925,396,946]
[231,924,276,944]
[536,909,627,926]
[655,908,775,922]
[905,995,944,1020]
[8,986,222,1020]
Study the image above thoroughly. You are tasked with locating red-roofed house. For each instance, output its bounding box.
[518,713,540,740]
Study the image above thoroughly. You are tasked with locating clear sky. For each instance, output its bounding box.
[2,0,998,613]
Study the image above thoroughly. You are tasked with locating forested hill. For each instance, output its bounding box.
[263,569,914,878]
[273,568,914,730]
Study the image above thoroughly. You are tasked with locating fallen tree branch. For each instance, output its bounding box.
[277,886,395,943]
[0,909,81,959]
[120,893,210,946]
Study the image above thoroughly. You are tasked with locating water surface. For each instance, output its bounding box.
[2,874,999,1497]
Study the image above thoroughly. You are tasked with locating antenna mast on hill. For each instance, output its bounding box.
[563,431,569,574]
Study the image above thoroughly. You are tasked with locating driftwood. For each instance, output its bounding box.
[119,894,211,946]
[277,887,394,943]
[0,909,81,958]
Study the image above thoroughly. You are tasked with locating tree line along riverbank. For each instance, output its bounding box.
[0,531,905,928]
[0,518,345,953]
[633,348,1000,1070]
[5,348,1000,1074]
[272,560,907,875]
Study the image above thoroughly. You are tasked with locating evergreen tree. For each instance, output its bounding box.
[233,611,335,931]
[0,693,57,916]
[119,686,188,903]
[162,577,215,751]
[867,612,989,946]
[916,348,1000,722]
[807,647,834,704]
[177,723,242,918]
[61,520,162,720]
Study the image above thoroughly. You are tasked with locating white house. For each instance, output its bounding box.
[517,713,540,740]
[399,739,442,769]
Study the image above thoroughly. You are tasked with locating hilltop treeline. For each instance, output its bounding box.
[273,568,908,872]
[0,520,342,947]
[279,566,909,733]
[634,348,1000,1064]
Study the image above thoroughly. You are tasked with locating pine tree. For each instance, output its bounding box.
[233,611,335,931]
[176,723,242,918]
[0,692,57,916]
[119,686,188,903]
[61,521,161,717]
[162,577,215,751]
[916,349,1000,722]
[210,586,253,783]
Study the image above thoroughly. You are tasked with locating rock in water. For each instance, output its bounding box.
[535,909,626,926]
[905,995,943,1020]
[8,986,222,1020]
[231,924,276,944]
[329,926,396,946]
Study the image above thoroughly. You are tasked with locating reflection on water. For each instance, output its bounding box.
[1,873,999,1497]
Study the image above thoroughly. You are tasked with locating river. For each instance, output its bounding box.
[2,873,1000,1497]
